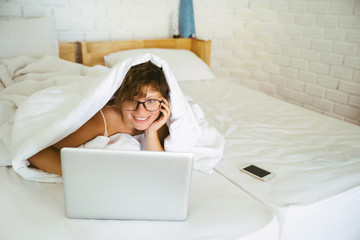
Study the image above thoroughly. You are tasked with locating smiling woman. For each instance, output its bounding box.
[28,61,171,175]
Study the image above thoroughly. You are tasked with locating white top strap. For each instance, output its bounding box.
[99,109,109,137]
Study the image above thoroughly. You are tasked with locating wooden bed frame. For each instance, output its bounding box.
[59,38,211,67]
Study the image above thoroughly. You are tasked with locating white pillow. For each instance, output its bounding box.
[0,17,59,58]
[104,48,215,81]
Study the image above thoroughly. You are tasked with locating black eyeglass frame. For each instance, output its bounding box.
[122,99,164,112]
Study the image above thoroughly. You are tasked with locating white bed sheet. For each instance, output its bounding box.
[0,167,279,240]
[179,79,360,240]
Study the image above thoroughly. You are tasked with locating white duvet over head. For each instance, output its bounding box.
[0,54,225,182]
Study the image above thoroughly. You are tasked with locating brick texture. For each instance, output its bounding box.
[1,0,359,125]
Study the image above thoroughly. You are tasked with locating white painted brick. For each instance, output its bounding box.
[334,103,358,118]
[321,53,343,65]
[213,10,236,20]
[234,50,254,60]
[305,83,324,97]
[316,16,338,28]
[235,10,255,21]
[310,62,330,75]
[318,76,340,89]
[259,83,277,95]
[213,69,230,78]
[330,3,354,15]
[309,2,329,14]
[312,97,333,112]
[289,2,308,13]
[234,31,254,40]
[344,56,360,69]
[298,71,317,84]
[339,16,360,29]
[244,41,264,51]
[245,22,265,32]
[339,81,360,96]
[290,58,308,70]
[333,41,357,55]
[251,72,269,82]
[295,14,315,26]
[70,0,96,7]
[228,0,249,10]
[354,70,360,82]
[262,63,279,74]
[349,95,360,108]
[330,66,353,80]
[293,92,312,105]
[254,32,275,42]
[96,18,120,31]
[223,40,243,49]
[255,11,277,22]
[265,43,282,54]
[278,13,295,24]
[303,27,323,38]
[213,30,234,39]
[254,52,273,62]
[325,89,348,104]
[270,75,286,87]
[303,104,322,114]
[242,61,261,71]
[85,32,111,41]
[280,66,298,78]
[54,8,82,18]
[71,19,95,31]
[275,34,292,45]
[58,32,85,42]
[107,8,131,18]
[311,39,332,52]
[239,79,260,90]
[282,46,300,58]
[0,4,22,17]
[347,30,360,43]
[110,30,134,40]
[213,49,233,59]
[267,23,285,34]
[55,18,70,31]
[81,7,107,18]
[325,28,347,41]
[293,37,311,48]
[277,87,294,99]
[286,78,304,91]
[231,69,251,79]
[271,1,288,11]
[284,25,303,36]
[221,59,243,69]
[23,6,52,17]
[274,55,290,66]
[250,1,271,10]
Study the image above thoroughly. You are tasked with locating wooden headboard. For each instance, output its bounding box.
[59,38,211,67]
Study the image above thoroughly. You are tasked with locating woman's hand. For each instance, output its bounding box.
[146,98,171,135]
[145,98,171,151]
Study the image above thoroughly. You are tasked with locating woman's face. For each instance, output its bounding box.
[121,88,163,131]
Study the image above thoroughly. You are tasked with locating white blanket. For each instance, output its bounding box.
[0,54,225,182]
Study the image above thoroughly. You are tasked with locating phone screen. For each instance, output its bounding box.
[243,165,271,178]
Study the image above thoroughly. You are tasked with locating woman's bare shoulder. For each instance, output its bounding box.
[53,111,105,149]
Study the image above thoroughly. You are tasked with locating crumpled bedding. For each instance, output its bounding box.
[0,54,225,182]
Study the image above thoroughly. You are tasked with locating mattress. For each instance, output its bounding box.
[179,79,360,240]
[0,167,279,240]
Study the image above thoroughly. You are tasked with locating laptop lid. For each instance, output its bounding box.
[61,148,193,221]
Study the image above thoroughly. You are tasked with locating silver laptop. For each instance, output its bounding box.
[60,148,193,221]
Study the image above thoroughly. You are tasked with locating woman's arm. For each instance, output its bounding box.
[28,111,105,176]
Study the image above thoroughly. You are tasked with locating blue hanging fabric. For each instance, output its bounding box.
[179,0,196,38]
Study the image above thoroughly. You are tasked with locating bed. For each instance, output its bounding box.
[1,17,360,240]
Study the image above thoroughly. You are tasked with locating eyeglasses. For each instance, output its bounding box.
[122,99,164,112]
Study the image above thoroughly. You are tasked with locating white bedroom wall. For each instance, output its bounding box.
[1,0,359,125]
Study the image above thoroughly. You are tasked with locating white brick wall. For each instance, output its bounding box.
[1,0,359,125]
